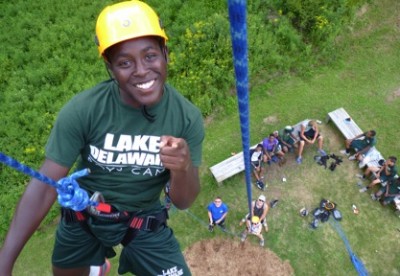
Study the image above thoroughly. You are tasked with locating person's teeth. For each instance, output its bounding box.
[136,80,154,89]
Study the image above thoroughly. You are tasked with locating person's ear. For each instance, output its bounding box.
[103,59,115,80]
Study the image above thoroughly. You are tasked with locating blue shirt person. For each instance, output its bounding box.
[207,196,229,232]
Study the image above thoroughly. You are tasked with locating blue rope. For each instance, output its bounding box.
[330,220,369,276]
[228,0,252,214]
[0,152,97,211]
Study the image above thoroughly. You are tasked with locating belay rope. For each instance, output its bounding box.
[228,0,253,215]
[330,219,369,276]
[0,152,101,211]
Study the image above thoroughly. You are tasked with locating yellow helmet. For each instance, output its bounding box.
[95,0,168,56]
[251,216,260,224]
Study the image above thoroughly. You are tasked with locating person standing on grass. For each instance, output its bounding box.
[340,130,377,161]
[0,1,204,275]
[241,216,265,247]
[359,156,397,193]
[207,196,229,232]
[296,120,326,164]
[239,194,269,232]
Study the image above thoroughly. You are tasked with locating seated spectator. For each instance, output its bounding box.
[359,156,398,193]
[239,194,269,232]
[340,130,376,161]
[371,177,400,205]
[250,144,265,190]
[297,120,326,164]
[262,133,285,164]
[240,216,265,247]
[207,196,229,232]
[275,126,298,153]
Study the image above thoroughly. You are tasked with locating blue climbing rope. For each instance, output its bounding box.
[330,219,369,276]
[0,152,97,211]
[228,0,252,214]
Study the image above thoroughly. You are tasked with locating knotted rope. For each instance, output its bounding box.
[0,152,96,211]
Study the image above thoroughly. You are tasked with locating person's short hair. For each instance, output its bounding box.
[369,130,376,136]
[388,156,397,163]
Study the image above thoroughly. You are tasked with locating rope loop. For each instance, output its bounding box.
[56,169,91,211]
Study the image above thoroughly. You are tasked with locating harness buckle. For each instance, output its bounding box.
[143,215,156,231]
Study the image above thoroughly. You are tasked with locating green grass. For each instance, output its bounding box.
[11,0,400,275]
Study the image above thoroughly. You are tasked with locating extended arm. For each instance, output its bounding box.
[0,159,69,275]
[160,135,200,209]
[260,203,269,221]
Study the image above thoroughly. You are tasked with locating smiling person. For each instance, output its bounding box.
[207,196,229,232]
[0,1,204,275]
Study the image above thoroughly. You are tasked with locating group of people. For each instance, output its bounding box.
[251,123,399,210]
[207,127,399,251]
[207,194,269,247]
[341,130,400,206]
[250,119,327,189]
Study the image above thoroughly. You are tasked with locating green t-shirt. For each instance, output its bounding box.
[278,129,294,144]
[360,132,377,148]
[388,179,400,194]
[46,80,204,211]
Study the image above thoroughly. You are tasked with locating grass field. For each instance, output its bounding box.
[11,0,400,275]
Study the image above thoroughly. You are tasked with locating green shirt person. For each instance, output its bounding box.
[0,1,204,275]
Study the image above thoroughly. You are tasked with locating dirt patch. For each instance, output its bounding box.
[263,115,279,125]
[184,238,294,275]
[356,4,369,18]
[386,87,400,102]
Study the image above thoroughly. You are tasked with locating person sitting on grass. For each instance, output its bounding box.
[340,130,376,161]
[371,177,400,205]
[296,120,327,164]
[239,194,269,232]
[359,156,398,193]
[207,196,229,232]
[250,144,266,190]
[241,216,265,247]
[276,126,298,154]
[263,133,285,165]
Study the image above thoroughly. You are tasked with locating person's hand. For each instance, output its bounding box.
[159,136,191,172]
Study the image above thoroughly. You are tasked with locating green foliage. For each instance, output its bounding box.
[168,14,234,115]
[269,0,364,55]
